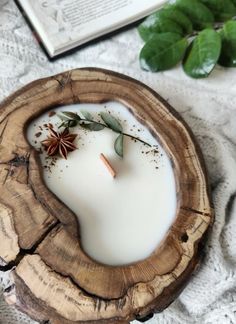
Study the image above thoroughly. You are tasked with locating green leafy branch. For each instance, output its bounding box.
[138,0,236,78]
[58,111,155,158]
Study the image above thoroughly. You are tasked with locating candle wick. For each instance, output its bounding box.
[100,153,116,178]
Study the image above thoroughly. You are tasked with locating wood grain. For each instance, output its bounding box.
[0,68,213,323]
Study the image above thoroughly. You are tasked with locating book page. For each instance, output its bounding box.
[18,0,166,56]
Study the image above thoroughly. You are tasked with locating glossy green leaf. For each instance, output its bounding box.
[80,122,104,131]
[138,16,183,41]
[152,6,193,34]
[114,134,124,158]
[219,20,236,67]
[170,0,214,30]
[140,33,188,72]
[200,0,236,21]
[81,110,93,121]
[100,112,122,133]
[183,29,221,78]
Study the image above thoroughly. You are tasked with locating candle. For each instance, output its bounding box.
[27,101,176,266]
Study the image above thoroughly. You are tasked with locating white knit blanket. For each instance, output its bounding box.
[1,1,236,323]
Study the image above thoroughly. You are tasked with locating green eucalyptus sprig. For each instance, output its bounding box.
[138,0,236,78]
[58,111,155,158]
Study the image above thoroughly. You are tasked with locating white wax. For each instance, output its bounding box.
[27,102,176,266]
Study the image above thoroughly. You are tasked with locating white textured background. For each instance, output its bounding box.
[1,1,236,323]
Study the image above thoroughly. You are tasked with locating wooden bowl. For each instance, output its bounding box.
[0,68,213,323]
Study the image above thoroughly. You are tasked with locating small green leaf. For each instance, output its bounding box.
[80,122,105,131]
[67,120,78,127]
[57,114,68,121]
[62,111,81,120]
[170,0,214,30]
[200,0,236,21]
[219,20,236,67]
[100,112,122,133]
[140,33,188,72]
[152,6,193,34]
[183,29,222,78]
[114,134,124,158]
[81,110,93,121]
[138,16,183,42]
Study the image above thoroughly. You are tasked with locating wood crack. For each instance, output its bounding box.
[0,220,60,272]
[0,118,9,144]
[9,153,30,167]
[53,72,77,103]
[39,250,128,303]
[53,72,71,90]
[181,206,211,217]
[0,153,30,167]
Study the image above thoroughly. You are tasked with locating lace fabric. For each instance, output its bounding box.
[0,1,236,323]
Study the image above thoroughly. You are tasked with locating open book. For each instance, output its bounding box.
[15,0,166,58]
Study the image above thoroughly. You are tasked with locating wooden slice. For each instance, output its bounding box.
[0,68,213,323]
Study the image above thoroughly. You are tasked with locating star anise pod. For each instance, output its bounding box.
[41,127,77,159]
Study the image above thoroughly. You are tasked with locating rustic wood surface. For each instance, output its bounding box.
[0,68,213,323]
